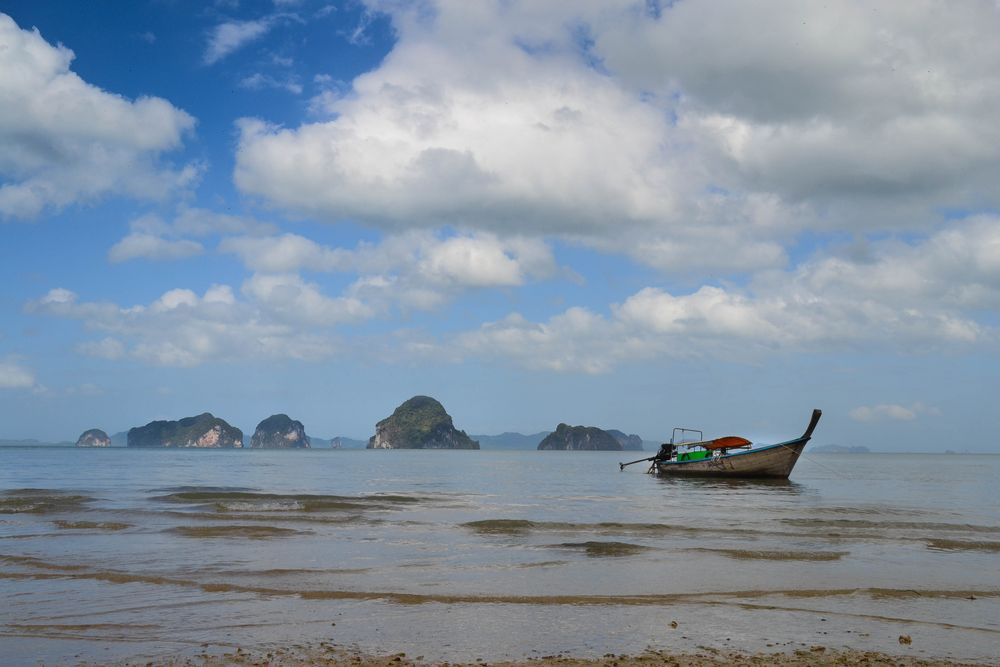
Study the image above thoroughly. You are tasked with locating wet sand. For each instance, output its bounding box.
[88,645,985,666]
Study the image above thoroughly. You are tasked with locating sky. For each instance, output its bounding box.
[1,1,998,451]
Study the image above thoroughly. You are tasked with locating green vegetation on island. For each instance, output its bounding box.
[605,429,644,451]
[127,413,244,448]
[537,424,623,451]
[75,429,111,447]
[250,414,310,449]
[368,396,479,449]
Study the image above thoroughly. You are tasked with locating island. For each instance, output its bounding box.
[127,413,243,448]
[368,396,479,449]
[606,429,643,451]
[537,424,623,451]
[75,428,111,447]
[250,414,310,449]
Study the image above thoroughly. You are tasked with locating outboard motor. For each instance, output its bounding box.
[656,443,675,461]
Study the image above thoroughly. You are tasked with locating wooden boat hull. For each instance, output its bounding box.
[653,438,807,479]
[652,410,821,480]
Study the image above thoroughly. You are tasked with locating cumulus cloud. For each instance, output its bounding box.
[222,230,557,311]
[850,403,941,423]
[241,273,373,326]
[27,285,351,367]
[0,14,196,219]
[232,1,1000,282]
[108,233,203,263]
[598,0,1000,228]
[445,216,1000,372]
[108,207,275,263]
[204,18,275,65]
[232,3,692,241]
[453,309,622,374]
[239,72,303,95]
[0,357,37,389]
[220,233,350,273]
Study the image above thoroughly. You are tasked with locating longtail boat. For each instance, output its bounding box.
[620,409,822,479]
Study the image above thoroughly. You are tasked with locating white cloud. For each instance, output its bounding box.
[222,230,556,310]
[419,236,524,287]
[442,216,1000,372]
[108,233,204,263]
[108,207,275,263]
[242,273,373,326]
[0,357,37,389]
[598,0,1000,229]
[239,72,303,95]
[0,14,196,219]
[453,309,621,374]
[172,207,276,237]
[28,285,350,367]
[220,233,349,273]
[231,1,1000,282]
[232,3,689,241]
[204,18,274,65]
[850,403,941,423]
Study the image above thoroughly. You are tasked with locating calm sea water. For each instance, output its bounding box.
[1,448,997,665]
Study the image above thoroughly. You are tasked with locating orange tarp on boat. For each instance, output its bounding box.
[702,436,752,450]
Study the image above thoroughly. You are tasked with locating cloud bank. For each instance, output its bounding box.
[0,14,196,219]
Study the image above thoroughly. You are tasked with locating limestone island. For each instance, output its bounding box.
[75,428,111,447]
[127,413,243,448]
[606,429,643,451]
[368,396,479,449]
[250,414,310,449]
[538,424,623,451]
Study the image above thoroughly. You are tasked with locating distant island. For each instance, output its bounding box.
[2,395,652,452]
[368,396,479,449]
[76,429,111,447]
[538,424,623,451]
[250,414,310,449]
[606,429,644,451]
[128,413,244,448]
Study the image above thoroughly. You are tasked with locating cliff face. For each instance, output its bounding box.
[606,429,644,451]
[127,413,243,448]
[250,414,310,449]
[368,396,479,449]
[537,424,623,451]
[76,429,111,447]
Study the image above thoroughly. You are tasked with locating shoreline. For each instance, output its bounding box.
[87,645,989,667]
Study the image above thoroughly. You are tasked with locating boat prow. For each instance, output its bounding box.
[651,409,822,480]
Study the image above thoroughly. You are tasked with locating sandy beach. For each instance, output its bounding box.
[88,645,986,667]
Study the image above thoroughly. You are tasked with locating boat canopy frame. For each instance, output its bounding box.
[668,428,752,452]
[670,427,703,447]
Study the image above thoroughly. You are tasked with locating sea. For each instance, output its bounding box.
[0,447,997,665]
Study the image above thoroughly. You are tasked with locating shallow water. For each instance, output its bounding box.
[0,448,997,665]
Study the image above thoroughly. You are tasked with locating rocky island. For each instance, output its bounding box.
[250,414,310,449]
[606,429,643,451]
[537,424,623,451]
[368,396,479,449]
[75,429,111,447]
[127,413,243,448]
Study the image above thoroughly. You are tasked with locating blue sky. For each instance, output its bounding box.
[2,1,999,450]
